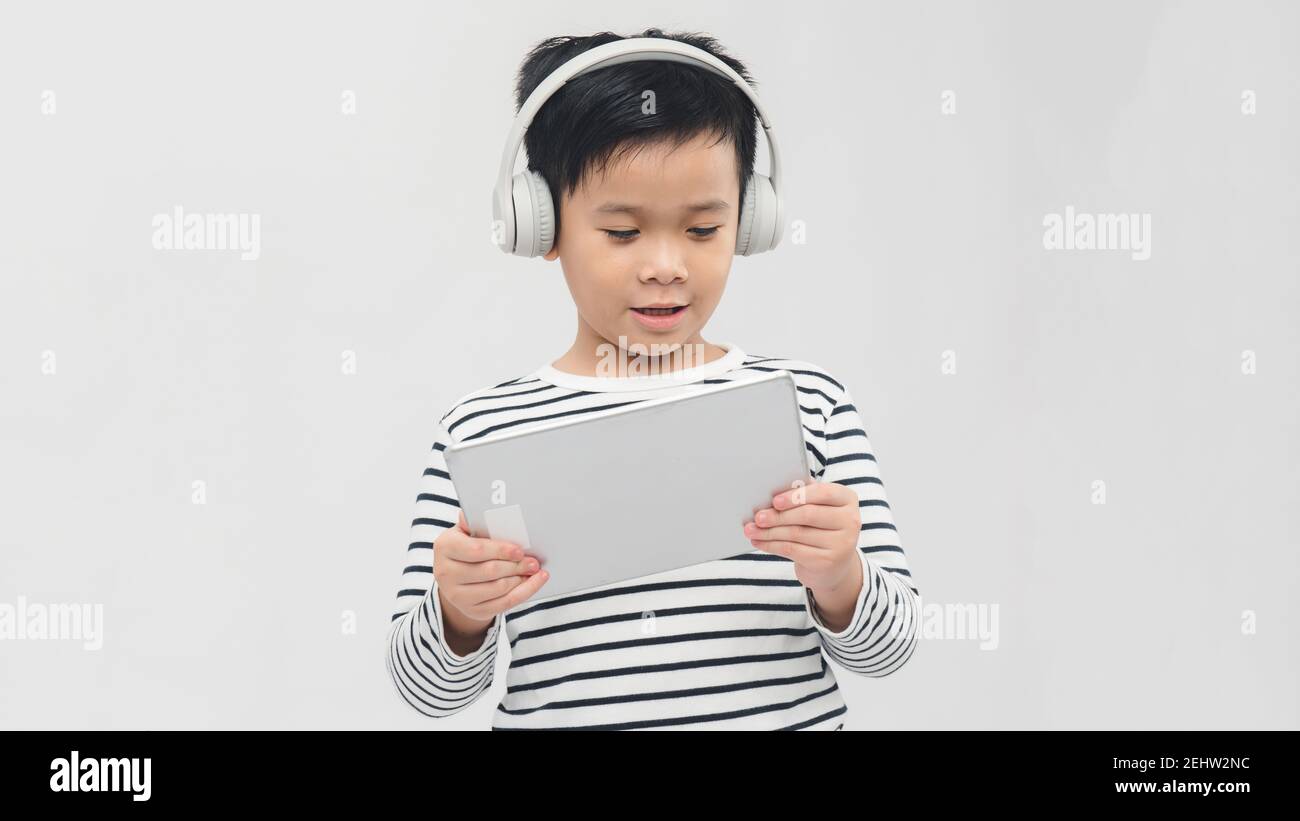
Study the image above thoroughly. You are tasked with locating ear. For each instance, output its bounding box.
[543,244,559,261]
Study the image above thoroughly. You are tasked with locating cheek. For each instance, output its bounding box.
[566,256,627,318]
[697,244,732,273]
[688,247,731,298]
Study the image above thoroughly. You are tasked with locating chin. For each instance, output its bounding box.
[626,334,688,350]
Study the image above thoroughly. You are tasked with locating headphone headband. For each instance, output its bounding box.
[492,37,783,256]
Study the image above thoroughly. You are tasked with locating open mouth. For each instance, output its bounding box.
[631,305,687,316]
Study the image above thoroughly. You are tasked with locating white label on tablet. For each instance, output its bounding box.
[483,504,532,552]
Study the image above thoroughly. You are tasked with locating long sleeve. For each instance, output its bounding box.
[385,420,503,718]
[803,387,920,677]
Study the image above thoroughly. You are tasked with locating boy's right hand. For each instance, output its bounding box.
[435,510,549,632]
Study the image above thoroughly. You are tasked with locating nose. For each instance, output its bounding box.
[636,235,688,285]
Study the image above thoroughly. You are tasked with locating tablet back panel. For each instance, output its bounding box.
[443,370,811,602]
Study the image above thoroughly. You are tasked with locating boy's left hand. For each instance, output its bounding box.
[742,481,864,616]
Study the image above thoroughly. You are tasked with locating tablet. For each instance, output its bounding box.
[443,369,812,601]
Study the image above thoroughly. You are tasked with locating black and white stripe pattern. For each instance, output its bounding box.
[385,348,919,729]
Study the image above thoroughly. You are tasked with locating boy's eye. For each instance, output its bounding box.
[601,227,721,242]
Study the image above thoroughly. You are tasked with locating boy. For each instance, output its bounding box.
[385,28,919,730]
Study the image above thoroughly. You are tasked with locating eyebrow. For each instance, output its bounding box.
[594,198,730,215]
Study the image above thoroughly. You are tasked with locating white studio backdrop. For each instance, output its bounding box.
[0,0,1296,729]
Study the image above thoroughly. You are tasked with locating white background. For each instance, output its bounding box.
[0,0,1296,729]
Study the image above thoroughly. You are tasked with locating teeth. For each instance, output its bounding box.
[639,307,678,315]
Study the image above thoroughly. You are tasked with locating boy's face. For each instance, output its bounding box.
[543,131,739,359]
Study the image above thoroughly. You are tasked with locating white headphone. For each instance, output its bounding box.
[491,37,784,258]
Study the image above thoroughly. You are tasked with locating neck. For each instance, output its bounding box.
[551,317,727,377]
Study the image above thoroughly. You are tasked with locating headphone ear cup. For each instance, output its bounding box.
[510,170,556,257]
[735,174,757,256]
[735,173,780,256]
[527,170,555,256]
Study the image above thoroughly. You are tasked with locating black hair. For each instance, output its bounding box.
[513,28,759,239]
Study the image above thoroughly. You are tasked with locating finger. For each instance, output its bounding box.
[745,523,838,550]
[442,535,524,563]
[748,537,816,565]
[751,502,842,530]
[477,566,550,612]
[454,555,541,584]
[772,481,854,510]
[456,572,527,607]
[457,509,469,533]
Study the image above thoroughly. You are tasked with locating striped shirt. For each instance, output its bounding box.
[385,342,919,730]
